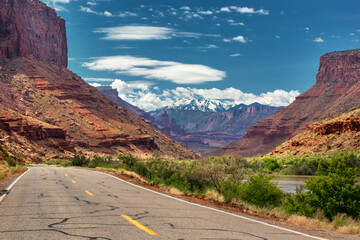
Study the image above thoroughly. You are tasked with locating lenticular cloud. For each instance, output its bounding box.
[83,55,226,84]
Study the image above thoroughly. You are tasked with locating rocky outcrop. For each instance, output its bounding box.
[309,118,360,135]
[0,0,67,67]
[210,49,360,157]
[0,105,72,151]
[270,108,360,156]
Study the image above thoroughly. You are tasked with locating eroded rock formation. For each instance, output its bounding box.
[0,0,67,67]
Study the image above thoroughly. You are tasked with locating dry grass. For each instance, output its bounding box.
[205,189,224,202]
[103,168,149,184]
[168,187,184,196]
[0,160,27,182]
[288,214,360,236]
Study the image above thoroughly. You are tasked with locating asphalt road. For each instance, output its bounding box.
[0,165,326,240]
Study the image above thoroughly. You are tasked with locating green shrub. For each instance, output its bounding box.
[283,157,360,220]
[0,144,9,157]
[133,161,148,176]
[220,180,241,203]
[282,192,318,217]
[118,155,138,168]
[88,156,108,168]
[267,159,279,172]
[71,155,88,166]
[239,174,284,208]
[5,156,16,167]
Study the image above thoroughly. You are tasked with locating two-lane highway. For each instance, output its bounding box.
[0,165,327,239]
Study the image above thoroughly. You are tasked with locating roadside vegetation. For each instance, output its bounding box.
[0,143,27,182]
[44,151,360,235]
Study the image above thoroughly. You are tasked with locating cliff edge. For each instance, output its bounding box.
[0,0,67,67]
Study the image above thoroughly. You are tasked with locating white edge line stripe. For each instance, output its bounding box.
[96,171,327,240]
[0,168,29,203]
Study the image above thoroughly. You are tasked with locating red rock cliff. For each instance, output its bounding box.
[0,0,67,67]
[209,49,360,157]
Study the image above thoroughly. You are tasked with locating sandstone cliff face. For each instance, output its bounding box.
[210,49,360,157]
[0,0,67,67]
[270,108,360,156]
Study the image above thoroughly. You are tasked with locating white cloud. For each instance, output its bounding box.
[275,36,280,39]
[79,6,113,16]
[232,36,247,43]
[118,11,138,17]
[223,38,231,42]
[228,20,245,26]
[180,6,191,11]
[84,77,116,82]
[94,26,172,40]
[228,6,269,15]
[230,53,242,57]
[220,7,231,12]
[198,10,213,15]
[107,80,300,111]
[94,25,218,41]
[313,37,324,43]
[89,82,102,87]
[42,0,71,11]
[103,11,112,17]
[204,44,218,48]
[80,6,97,14]
[87,2,96,6]
[83,55,226,84]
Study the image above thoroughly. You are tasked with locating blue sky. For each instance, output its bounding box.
[43,0,360,111]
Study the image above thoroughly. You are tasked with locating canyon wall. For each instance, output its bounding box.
[210,49,360,157]
[0,0,67,67]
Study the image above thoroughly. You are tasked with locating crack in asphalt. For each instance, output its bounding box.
[0,228,113,240]
[163,223,268,240]
[73,196,100,206]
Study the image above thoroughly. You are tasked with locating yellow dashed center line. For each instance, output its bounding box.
[85,190,94,196]
[72,180,77,183]
[64,174,68,177]
[121,214,157,236]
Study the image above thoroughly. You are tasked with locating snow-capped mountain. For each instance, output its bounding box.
[173,99,231,112]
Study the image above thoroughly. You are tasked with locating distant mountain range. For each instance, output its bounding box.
[171,99,231,113]
[153,99,265,113]
[97,86,281,153]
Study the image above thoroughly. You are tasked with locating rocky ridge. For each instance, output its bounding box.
[270,108,360,156]
[210,49,360,157]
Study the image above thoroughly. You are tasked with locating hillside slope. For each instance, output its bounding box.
[0,0,197,160]
[210,49,360,157]
[270,108,360,156]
